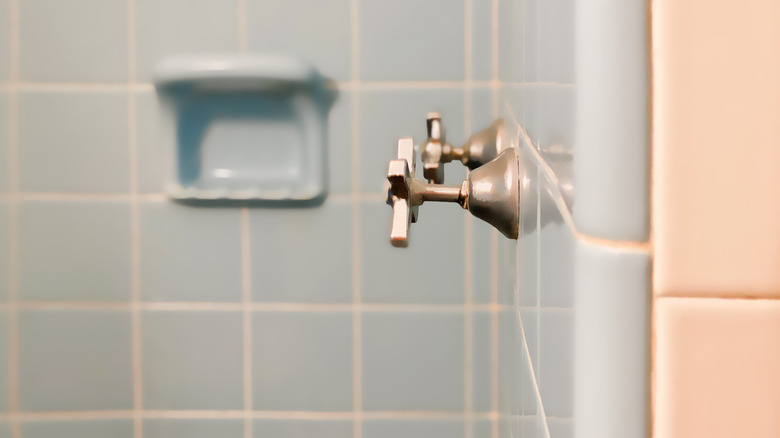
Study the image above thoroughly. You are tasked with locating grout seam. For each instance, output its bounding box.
[240,207,253,438]
[8,0,20,436]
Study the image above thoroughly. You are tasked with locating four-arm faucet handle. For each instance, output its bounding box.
[421,113,506,184]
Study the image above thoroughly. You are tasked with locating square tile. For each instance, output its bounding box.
[360,0,464,81]
[18,310,133,411]
[358,88,465,193]
[0,311,7,412]
[142,311,243,410]
[496,235,517,306]
[19,91,130,193]
[0,0,8,82]
[518,168,539,307]
[472,311,492,412]
[253,420,352,438]
[360,202,464,304]
[548,419,573,438]
[0,202,8,301]
[655,298,780,438]
[517,310,539,416]
[144,419,243,438]
[471,218,494,304]
[250,202,352,303]
[574,240,649,438]
[19,201,132,301]
[538,0,575,84]
[497,0,525,82]
[362,312,464,411]
[19,0,127,82]
[473,420,493,438]
[139,202,242,302]
[0,92,8,192]
[538,310,573,418]
[246,0,350,81]
[135,90,163,194]
[363,420,464,438]
[252,311,352,411]
[135,0,238,81]
[327,90,352,194]
[539,210,575,309]
[472,0,494,81]
[521,85,575,152]
[21,420,134,438]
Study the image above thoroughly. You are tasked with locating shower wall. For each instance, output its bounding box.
[0,0,503,437]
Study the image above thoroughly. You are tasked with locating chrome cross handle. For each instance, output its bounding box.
[386,136,521,247]
[421,113,506,184]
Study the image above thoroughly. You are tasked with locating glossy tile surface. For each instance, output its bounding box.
[18,310,133,411]
[246,0,350,81]
[0,311,7,412]
[142,311,243,410]
[0,202,7,301]
[144,419,243,438]
[654,0,780,298]
[362,312,464,411]
[18,91,129,193]
[0,93,8,193]
[19,0,127,81]
[251,203,352,303]
[362,419,464,438]
[19,202,132,301]
[359,0,464,81]
[252,311,352,411]
[253,420,352,438]
[655,298,780,438]
[139,203,242,302]
[0,0,8,82]
[21,420,134,438]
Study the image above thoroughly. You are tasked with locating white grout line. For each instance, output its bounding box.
[350,0,362,437]
[240,208,253,438]
[126,1,143,437]
[7,0,20,436]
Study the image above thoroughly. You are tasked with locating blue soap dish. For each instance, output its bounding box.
[154,54,335,202]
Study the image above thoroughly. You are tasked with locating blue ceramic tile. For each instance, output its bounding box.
[360,202,464,304]
[539,310,574,418]
[18,91,130,193]
[573,0,649,242]
[472,311,492,412]
[246,0,350,81]
[0,422,9,438]
[139,203,242,302]
[252,311,352,411]
[518,169,539,307]
[0,311,7,412]
[0,0,8,82]
[539,207,575,309]
[360,0,464,81]
[362,312,464,411]
[144,419,243,438]
[574,240,649,438]
[327,90,352,194]
[358,89,465,194]
[548,418,573,438]
[0,202,7,301]
[473,420,493,438]
[363,419,464,438]
[0,92,8,193]
[21,420,134,438]
[497,0,524,82]
[250,202,352,303]
[135,0,238,81]
[496,236,516,306]
[142,311,243,410]
[135,90,163,194]
[538,0,575,84]
[19,201,132,301]
[19,0,127,82]
[472,0,493,81]
[253,420,352,438]
[18,310,133,411]
[496,311,518,416]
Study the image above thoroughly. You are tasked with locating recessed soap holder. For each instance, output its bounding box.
[154,54,335,202]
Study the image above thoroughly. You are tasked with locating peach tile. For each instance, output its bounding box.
[654,298,780,438]
[653,0,780,297]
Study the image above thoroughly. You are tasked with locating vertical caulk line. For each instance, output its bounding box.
[350,0,362,437]
[126,1,143,436]
[7,0,20,436]
[463,0,474,437]
[240,207,253,438]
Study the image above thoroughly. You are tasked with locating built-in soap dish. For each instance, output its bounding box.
[154,54,335,203]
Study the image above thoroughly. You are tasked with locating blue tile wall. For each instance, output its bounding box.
[142,311,244,410]
[0,0,503,437]
[0,422,9,438]
[21,420,134,438]
[144,419,244,438]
